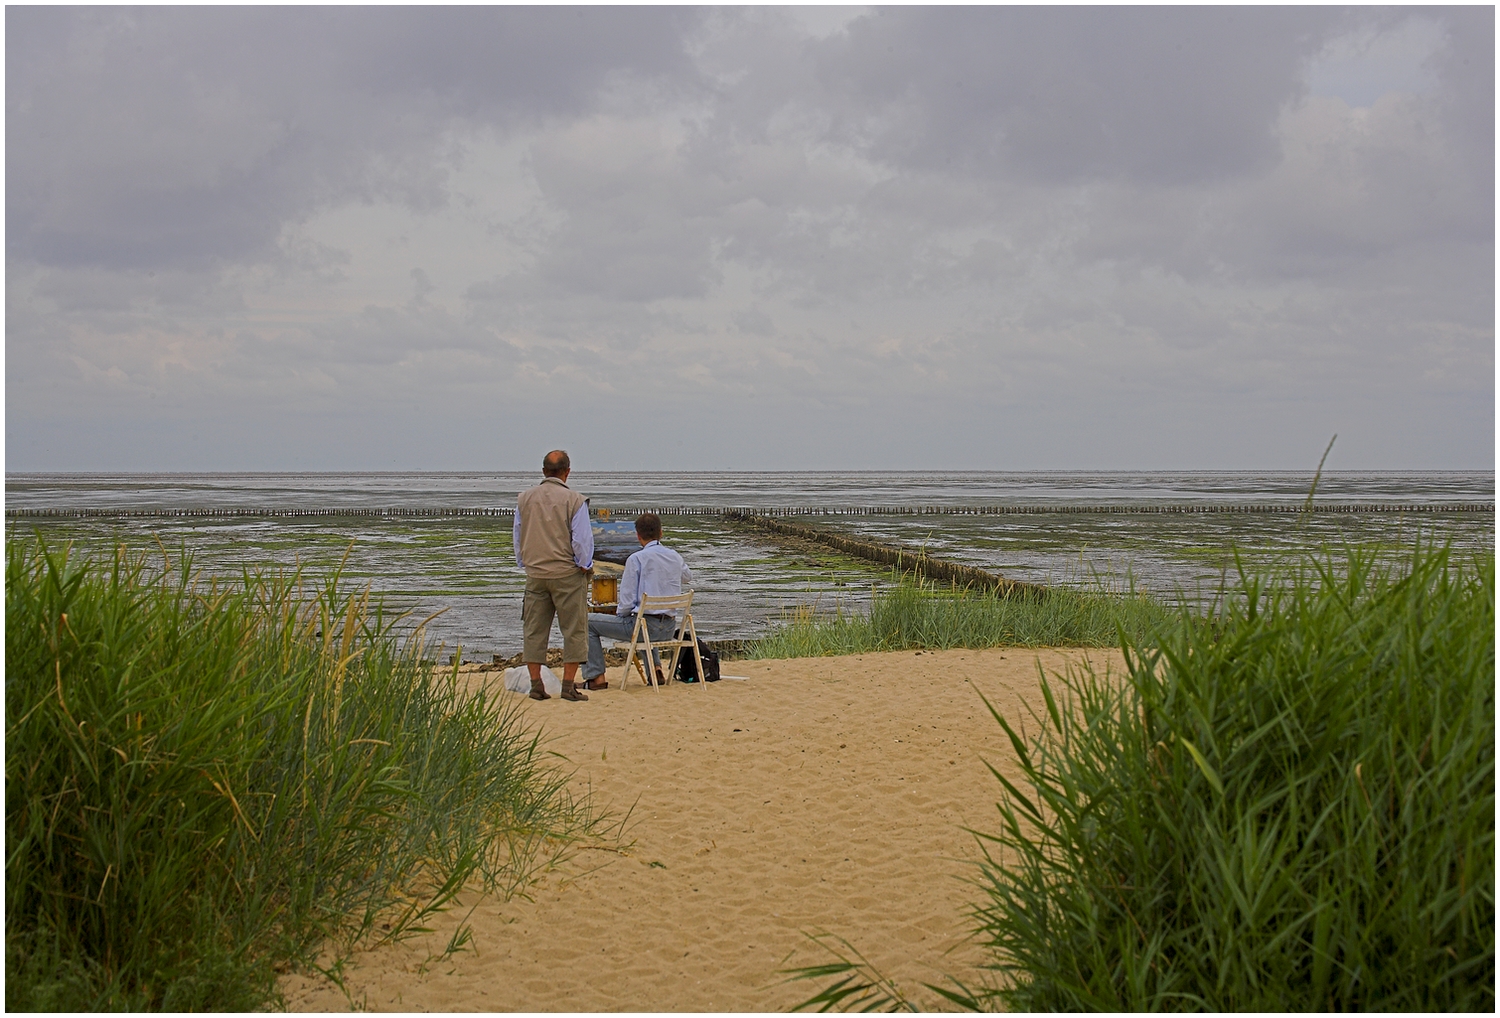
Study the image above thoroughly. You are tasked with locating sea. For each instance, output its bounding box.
[6,471,1493,660]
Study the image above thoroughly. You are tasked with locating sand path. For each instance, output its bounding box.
[280,646,1122,1012]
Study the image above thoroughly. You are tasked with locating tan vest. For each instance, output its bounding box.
[517,477,587,579]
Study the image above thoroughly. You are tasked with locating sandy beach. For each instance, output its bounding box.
[280,646,1123,1012]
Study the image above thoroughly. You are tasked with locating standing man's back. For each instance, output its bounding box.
[514,449,594,701]
[516,474,587,579]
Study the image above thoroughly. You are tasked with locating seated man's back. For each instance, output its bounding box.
[619,531,692,616]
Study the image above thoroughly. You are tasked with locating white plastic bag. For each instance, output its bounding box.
[503,665,562,696]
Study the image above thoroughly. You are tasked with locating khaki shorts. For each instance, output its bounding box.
[522,570,589,664]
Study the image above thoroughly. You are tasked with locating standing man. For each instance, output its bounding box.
[514,450,594,702]
[581,513,693,690]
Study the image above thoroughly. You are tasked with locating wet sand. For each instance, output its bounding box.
[280,646,1123,1012]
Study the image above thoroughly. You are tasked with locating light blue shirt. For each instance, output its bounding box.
[513,502,593,571]
[617,540,693,616]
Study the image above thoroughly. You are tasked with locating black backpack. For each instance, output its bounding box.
[675,639,721,682]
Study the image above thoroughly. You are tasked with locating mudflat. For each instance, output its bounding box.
[280,646,1123,1012]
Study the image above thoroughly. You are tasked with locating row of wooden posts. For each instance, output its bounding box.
[7,502,1492,519]
[720,511,1040,596]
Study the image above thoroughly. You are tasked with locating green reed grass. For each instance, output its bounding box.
[6,537,601,1011]
[750,573,1173,658]
[791,541,1494,1010]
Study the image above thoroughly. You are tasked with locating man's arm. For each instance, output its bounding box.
[513,510,523,569]
[617,555,641,617]
[570,503,594,570]
[681,561,694,587]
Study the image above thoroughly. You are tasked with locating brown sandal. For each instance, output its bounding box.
[583,677,609,690]
[560,680,589,702]
[528,677,550,701]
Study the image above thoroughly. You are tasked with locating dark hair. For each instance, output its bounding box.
[635,512,662,541]
[542,450,570,476]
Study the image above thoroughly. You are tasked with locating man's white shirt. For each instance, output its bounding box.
[617,540,693,616]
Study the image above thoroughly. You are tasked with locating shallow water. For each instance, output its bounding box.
[7,471,1492,658]
[8,469,1494,511]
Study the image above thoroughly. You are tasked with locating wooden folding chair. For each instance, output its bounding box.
[620,591,707,691]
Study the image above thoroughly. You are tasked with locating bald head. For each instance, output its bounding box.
[542,449,571,477]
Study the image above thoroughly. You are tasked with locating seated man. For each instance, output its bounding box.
[582,513,693,690]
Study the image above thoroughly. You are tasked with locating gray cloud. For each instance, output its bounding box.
[811,7,1343,185]
[6,6,1492,471]
[6,6,704,270]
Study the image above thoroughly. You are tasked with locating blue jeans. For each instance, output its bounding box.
[584,612,677,681]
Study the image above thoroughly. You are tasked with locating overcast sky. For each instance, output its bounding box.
[6,6,1494,472]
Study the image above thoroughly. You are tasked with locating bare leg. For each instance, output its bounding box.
[560,660,588,701]
[525,661,549,700]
